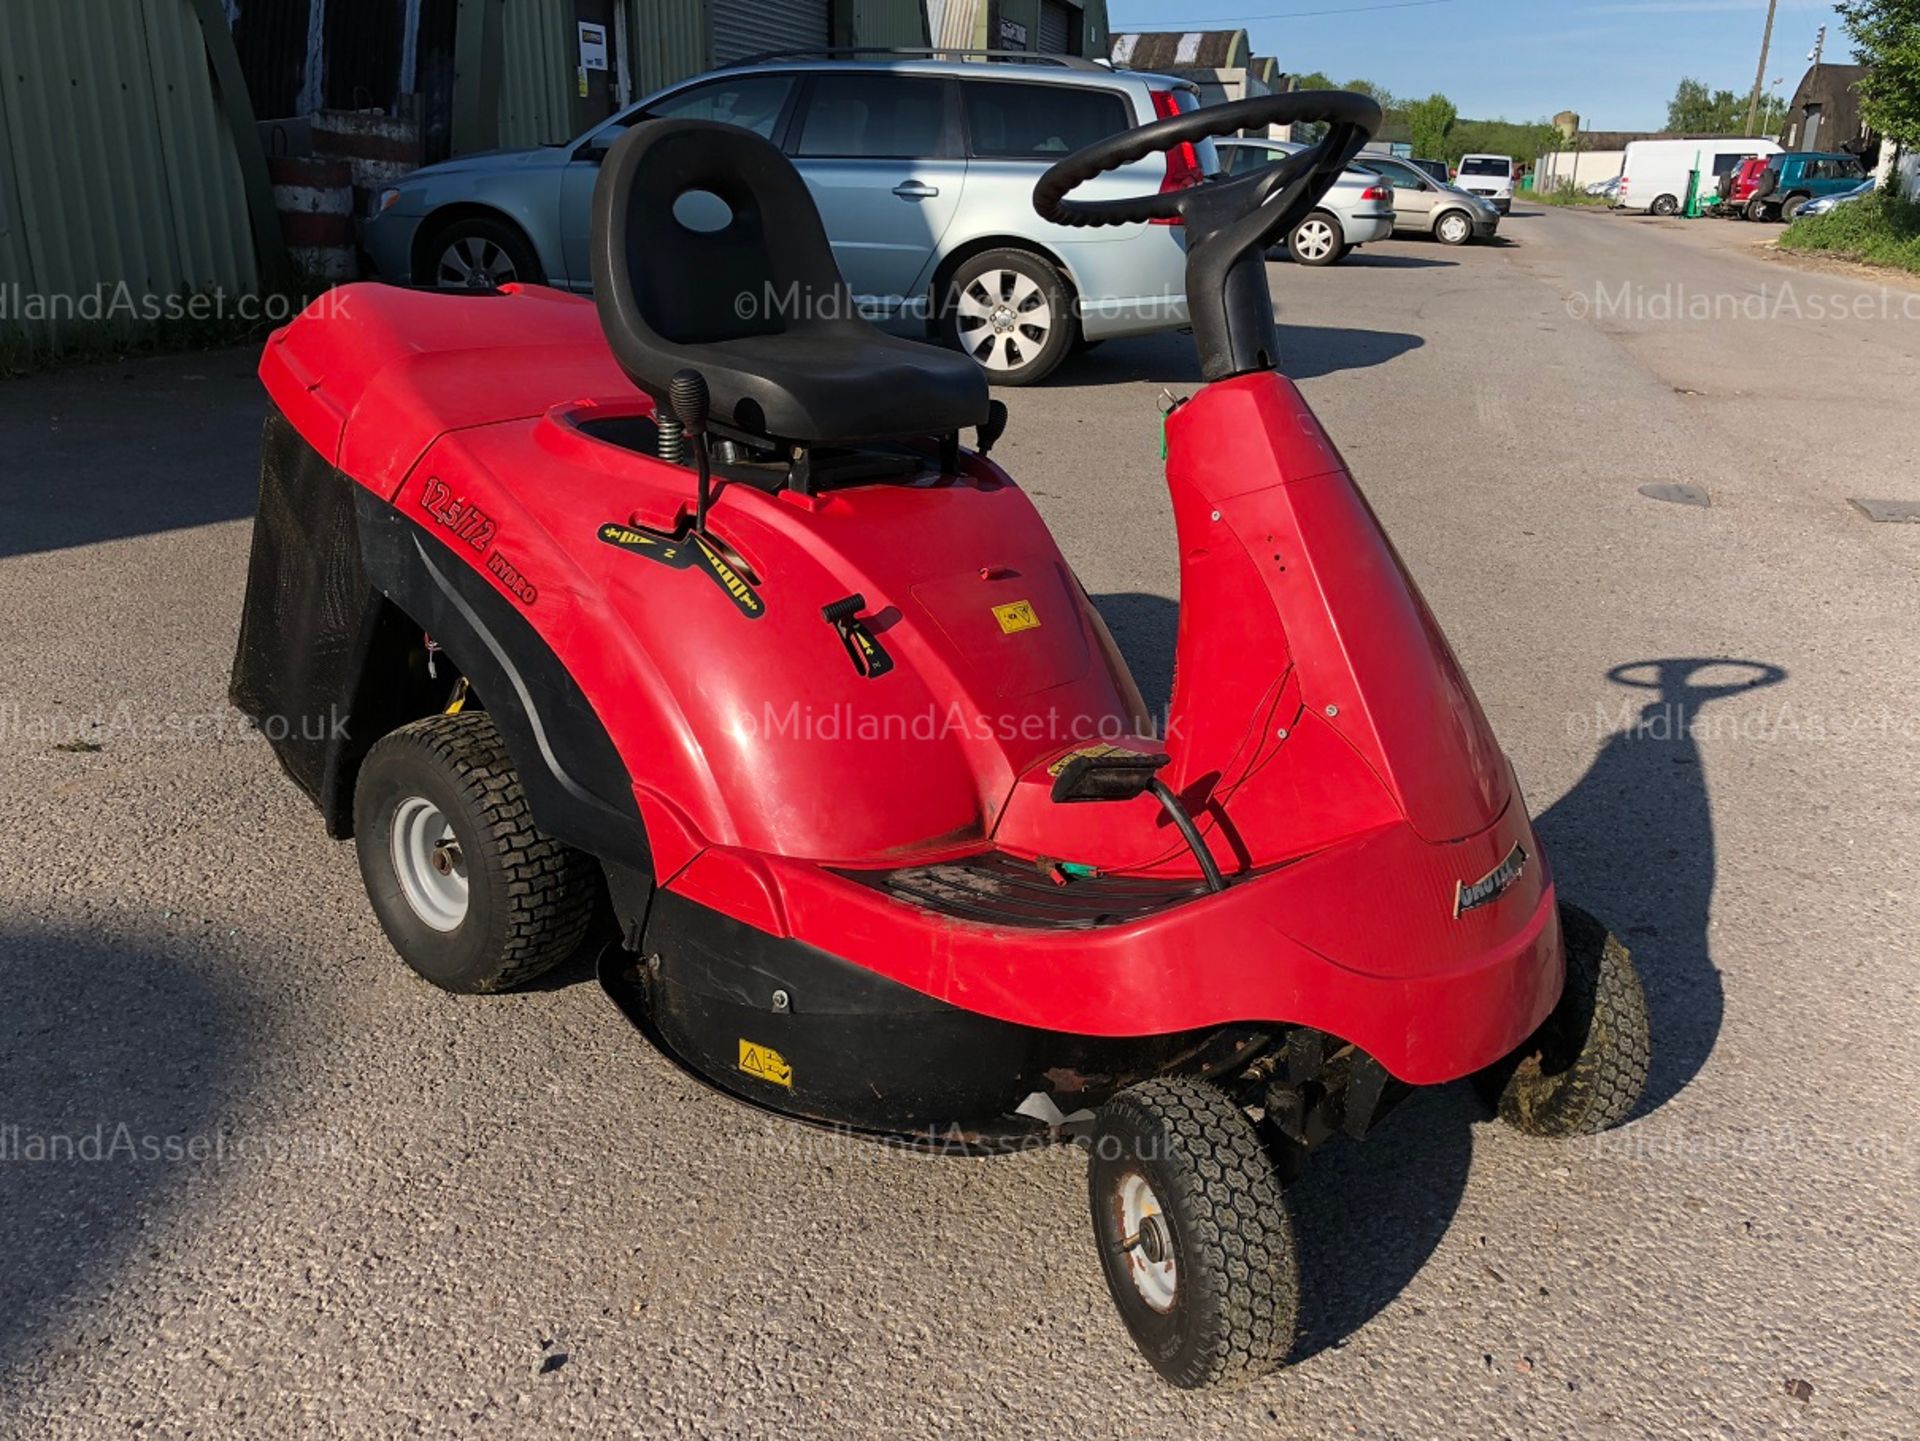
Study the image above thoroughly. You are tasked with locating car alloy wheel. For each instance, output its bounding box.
[1437,212,1472,245]
[438,235,519,289]
[1290,215,1339,265]
[955,267,1056,374]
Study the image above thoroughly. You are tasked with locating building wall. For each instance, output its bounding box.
[0,0,257,346]
[839,0,931,50]
[627,0,709,96]
[498,0,577,146]
[929,0,1106,55]
[1535,148,1627,191]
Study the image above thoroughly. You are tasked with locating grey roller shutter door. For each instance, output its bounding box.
[1037,1,1072,54]
[712,0,831,66]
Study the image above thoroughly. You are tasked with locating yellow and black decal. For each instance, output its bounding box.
[598,522,765,620]
[737,1039,793,1088]
[992,599,1040,634]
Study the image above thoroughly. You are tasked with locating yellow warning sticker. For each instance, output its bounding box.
[737,1039,792,1088]
[992,600,1040,634]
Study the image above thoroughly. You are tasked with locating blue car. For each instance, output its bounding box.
[361,54,1209,385]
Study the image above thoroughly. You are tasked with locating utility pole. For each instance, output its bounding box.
[1745,0,1779,137]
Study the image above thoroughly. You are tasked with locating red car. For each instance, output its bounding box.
[1717,155,1772,216]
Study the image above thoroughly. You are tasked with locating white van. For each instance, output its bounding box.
[1455,154,1515,213]
[1617,137,1782,216]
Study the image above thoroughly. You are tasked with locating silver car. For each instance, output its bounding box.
[1215,137,1395,266]
[1799,177,1875,216]
[361,55,1214,385]
[1351,154,1500,245]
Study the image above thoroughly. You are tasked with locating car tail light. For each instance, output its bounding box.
[1150,89,1203,224]
[1361,183,1387,203]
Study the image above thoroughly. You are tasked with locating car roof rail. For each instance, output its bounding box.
[728,46,1112,72]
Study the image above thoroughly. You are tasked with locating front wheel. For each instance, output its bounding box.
[1089,1078,1299,1389]
[1286,210,1347,266]
[1486,904,1651,1137]
[1745,197,1772,223]
[941,248,1075,386]
[353,712,597,993]
[1435,209,1474,246]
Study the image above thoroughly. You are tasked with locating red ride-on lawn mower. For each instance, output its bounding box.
[232,92,1650,1387]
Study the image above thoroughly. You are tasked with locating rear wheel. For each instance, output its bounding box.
[1745,196,1771,223]
[1485,904,1651,1137]
[1782,193,1811,220]
[1286,210,1347,266]
[942,248,1075,386]
[354,712,596,993]
[1649,193,1680,217]
[1435,209,1474,246]
[1089,1078,1299,1389]
[421,215,544,290]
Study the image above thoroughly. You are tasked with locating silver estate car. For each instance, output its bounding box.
[1215,137,1395,266]
[1350,153,1501,245]
[361,55,1215,385]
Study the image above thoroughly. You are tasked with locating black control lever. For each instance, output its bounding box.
[669,368,714,533]
[821,594,895,679]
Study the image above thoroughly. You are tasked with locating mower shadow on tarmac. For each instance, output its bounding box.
[1535,658,1785,1117]
[0,924,248,1375]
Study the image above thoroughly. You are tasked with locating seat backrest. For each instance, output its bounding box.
[591,117,855,401]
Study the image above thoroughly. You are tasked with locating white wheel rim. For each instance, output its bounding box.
[1116,1171,1178,1313]
[1441,215,1468,242]
[391,796,469,932]
[438,236,516,289]
[956,268,1053,372]
[1296,219,1335,260]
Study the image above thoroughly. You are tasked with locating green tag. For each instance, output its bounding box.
[1160,414,1169,460]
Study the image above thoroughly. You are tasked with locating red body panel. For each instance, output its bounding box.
[260,284,1562,1082]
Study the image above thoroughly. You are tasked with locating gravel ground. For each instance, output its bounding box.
[1,205,1915,1439]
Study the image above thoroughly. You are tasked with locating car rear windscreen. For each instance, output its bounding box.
[1459,157,1510,177]
[965,82,1131,160]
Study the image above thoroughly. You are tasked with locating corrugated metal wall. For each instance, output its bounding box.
[626,0,707,97]
[0,0,255,346]
[713,0,829,65]
[498,0,575,146]
[842,0,928,50]
[625,0,932,98]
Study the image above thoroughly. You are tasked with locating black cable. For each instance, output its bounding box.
[1148,779,1227,893]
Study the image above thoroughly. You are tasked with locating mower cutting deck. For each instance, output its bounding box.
[233,92,1650,1389]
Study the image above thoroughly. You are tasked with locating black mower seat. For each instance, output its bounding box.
[591,118,991,446]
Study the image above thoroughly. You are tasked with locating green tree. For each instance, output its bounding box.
[1667,77,1787,134]
[1444,118,1563,169]
[1839,0,1920,148]
[1405,93,1458,159]
[1343,77,1397,112]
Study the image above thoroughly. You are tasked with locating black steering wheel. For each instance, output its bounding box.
[1034,92,1382,381]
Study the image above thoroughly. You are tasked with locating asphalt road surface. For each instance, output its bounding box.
[2,206,1916,1438]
